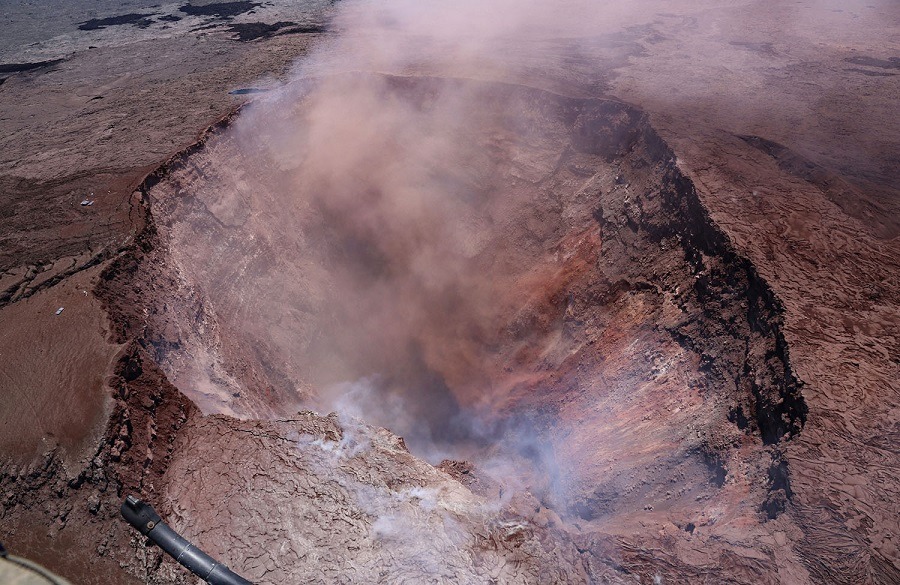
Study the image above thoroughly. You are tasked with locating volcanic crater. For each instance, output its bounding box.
[84,74,810,582]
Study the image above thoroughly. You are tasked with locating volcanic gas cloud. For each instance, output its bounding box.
[136,0,805,577]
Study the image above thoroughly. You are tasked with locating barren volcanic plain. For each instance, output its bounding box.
[1,0,898,583]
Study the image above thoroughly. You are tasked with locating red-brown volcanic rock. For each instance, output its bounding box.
[86,75,813,583]
[1,1,897,583]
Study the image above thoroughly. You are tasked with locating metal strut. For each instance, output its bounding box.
[121,495,253,585]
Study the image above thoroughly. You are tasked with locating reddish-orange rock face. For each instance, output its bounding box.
[119,74,808,582]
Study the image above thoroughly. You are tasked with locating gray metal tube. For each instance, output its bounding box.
[121,496,253,585]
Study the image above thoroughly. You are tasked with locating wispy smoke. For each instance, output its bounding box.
[216,0,621,502]
[155,0,651,509]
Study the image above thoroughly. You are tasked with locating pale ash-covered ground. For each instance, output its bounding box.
[164,413,595,584]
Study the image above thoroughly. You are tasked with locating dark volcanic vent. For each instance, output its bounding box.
[127,75,804,524]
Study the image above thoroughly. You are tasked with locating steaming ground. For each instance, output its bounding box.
[139,70,805,582]
[1,0,898,583]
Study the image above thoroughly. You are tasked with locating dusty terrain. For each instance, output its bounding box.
[1,0,897,584]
